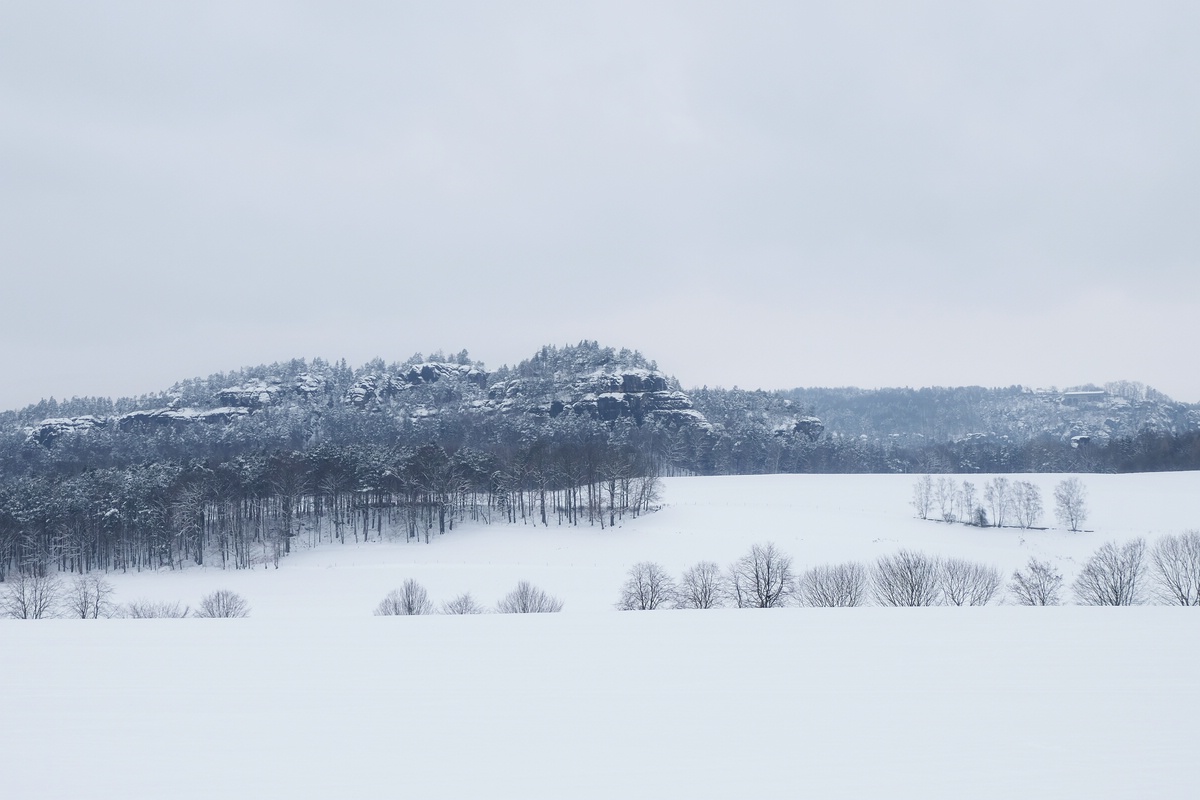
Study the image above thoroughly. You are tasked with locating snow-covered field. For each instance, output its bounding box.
[74,471,1200,617]
[4,473,1198,798]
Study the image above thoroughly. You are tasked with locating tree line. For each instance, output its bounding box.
[373,578,563,615]
[8,532,1197,618]
[0,576,251,619]
[613,533,1200,609]
[0,431,661,578]
[911,475,1089,531]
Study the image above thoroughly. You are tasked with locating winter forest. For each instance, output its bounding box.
[1,341,1198,577]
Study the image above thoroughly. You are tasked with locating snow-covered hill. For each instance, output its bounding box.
[4,473,1197,800]
[89,471,1200,617]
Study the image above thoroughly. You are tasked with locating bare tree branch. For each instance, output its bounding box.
[616,561,677,610]
[1072,539,1147,606]
[728,543,795,608]
[873,550,942,606]
[1008,558,1064,605]
[797,561,868,607]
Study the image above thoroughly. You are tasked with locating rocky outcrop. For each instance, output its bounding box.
[344,374,397,407]
[25,357,714,447]
[117,407,251,428]
[28,407,250,444]
[773,416,825,442]
[344,362,489,407]
[216,381,283,408]
[26,415,109,445]
[489,370,711,429]
[294,372,326,396]
[400,362,487,387]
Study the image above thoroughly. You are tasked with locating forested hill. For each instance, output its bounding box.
[694,381,1199,450]
[2,341,1198,574]
[1,343,1198,481]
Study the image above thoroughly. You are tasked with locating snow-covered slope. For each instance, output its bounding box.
[5,609,1196,799]
[3,473,1197,800]
[89,472,1200,617]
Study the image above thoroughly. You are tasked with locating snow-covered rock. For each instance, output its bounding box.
[216,381,283,408]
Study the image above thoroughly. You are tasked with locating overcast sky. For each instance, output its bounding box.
[2,1,1198,411]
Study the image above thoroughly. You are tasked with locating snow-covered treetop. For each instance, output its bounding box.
[501,341,658,381]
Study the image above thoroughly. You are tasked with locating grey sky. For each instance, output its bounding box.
[2,1,1198,411]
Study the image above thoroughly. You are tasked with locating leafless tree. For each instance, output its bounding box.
[935,477,957,523]
[0,570,62,619]
[374,579,434,615]
[195,589,251,618]
[1149,531,1200,606]
[728,542,796,608]
[616,561,677,610]
[958,481,978,525]
[1053,478,1088,532]
[911,475,933,520]
[984,477,1012,528]
[121,599,191,618]
[1072,539,1147,606]
[940,558,1001,606]
[496,581,564,613]
[872,550,942,606]
[441,591,487,614]
[797,561,868,607]
[676,560,726,609]
[64,574,116,619]
[1011,481,1043,529]
[1008,558,1064,605]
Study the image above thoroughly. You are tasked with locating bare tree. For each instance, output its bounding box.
[375,579,434,615]
[984,477,1012,528]
[939,558,1001,606]
[64,574,116,619]
[1072,539,1147,606]
[728,542,796,608]
[1011,481,1043,529]
[441,591,487,614]
[1,570,62,619]
[958,481,978,525]
[1149,531,1200,606]
[935,477,957,523]
[1008,558,1064,605]
[872,550,942,606]
[195,589,251,618]
[120,599,191,618]
[676,560,725,609]
[911,475,933,520]
[616,561,677,610]
[496,581,564,613]
[797,561,868,607]
[1053,478,1088,532]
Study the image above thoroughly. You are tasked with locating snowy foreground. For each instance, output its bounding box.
[4,473,1199,798]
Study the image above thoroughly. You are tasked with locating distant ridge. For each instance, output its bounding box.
[2,341,1197,480]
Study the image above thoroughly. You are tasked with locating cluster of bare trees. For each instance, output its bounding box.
[912,475,1087,532]
[0,434,663,578]
[373,578,563,616]
[0,575,250,619]
[869,551,1001,606]
[615,544,1003,609]
[1149,531,1200,605]
[1009,531,1200,606]
[1067,532,1200,606]
[618,532,1200,610]
[617,544,801,610]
